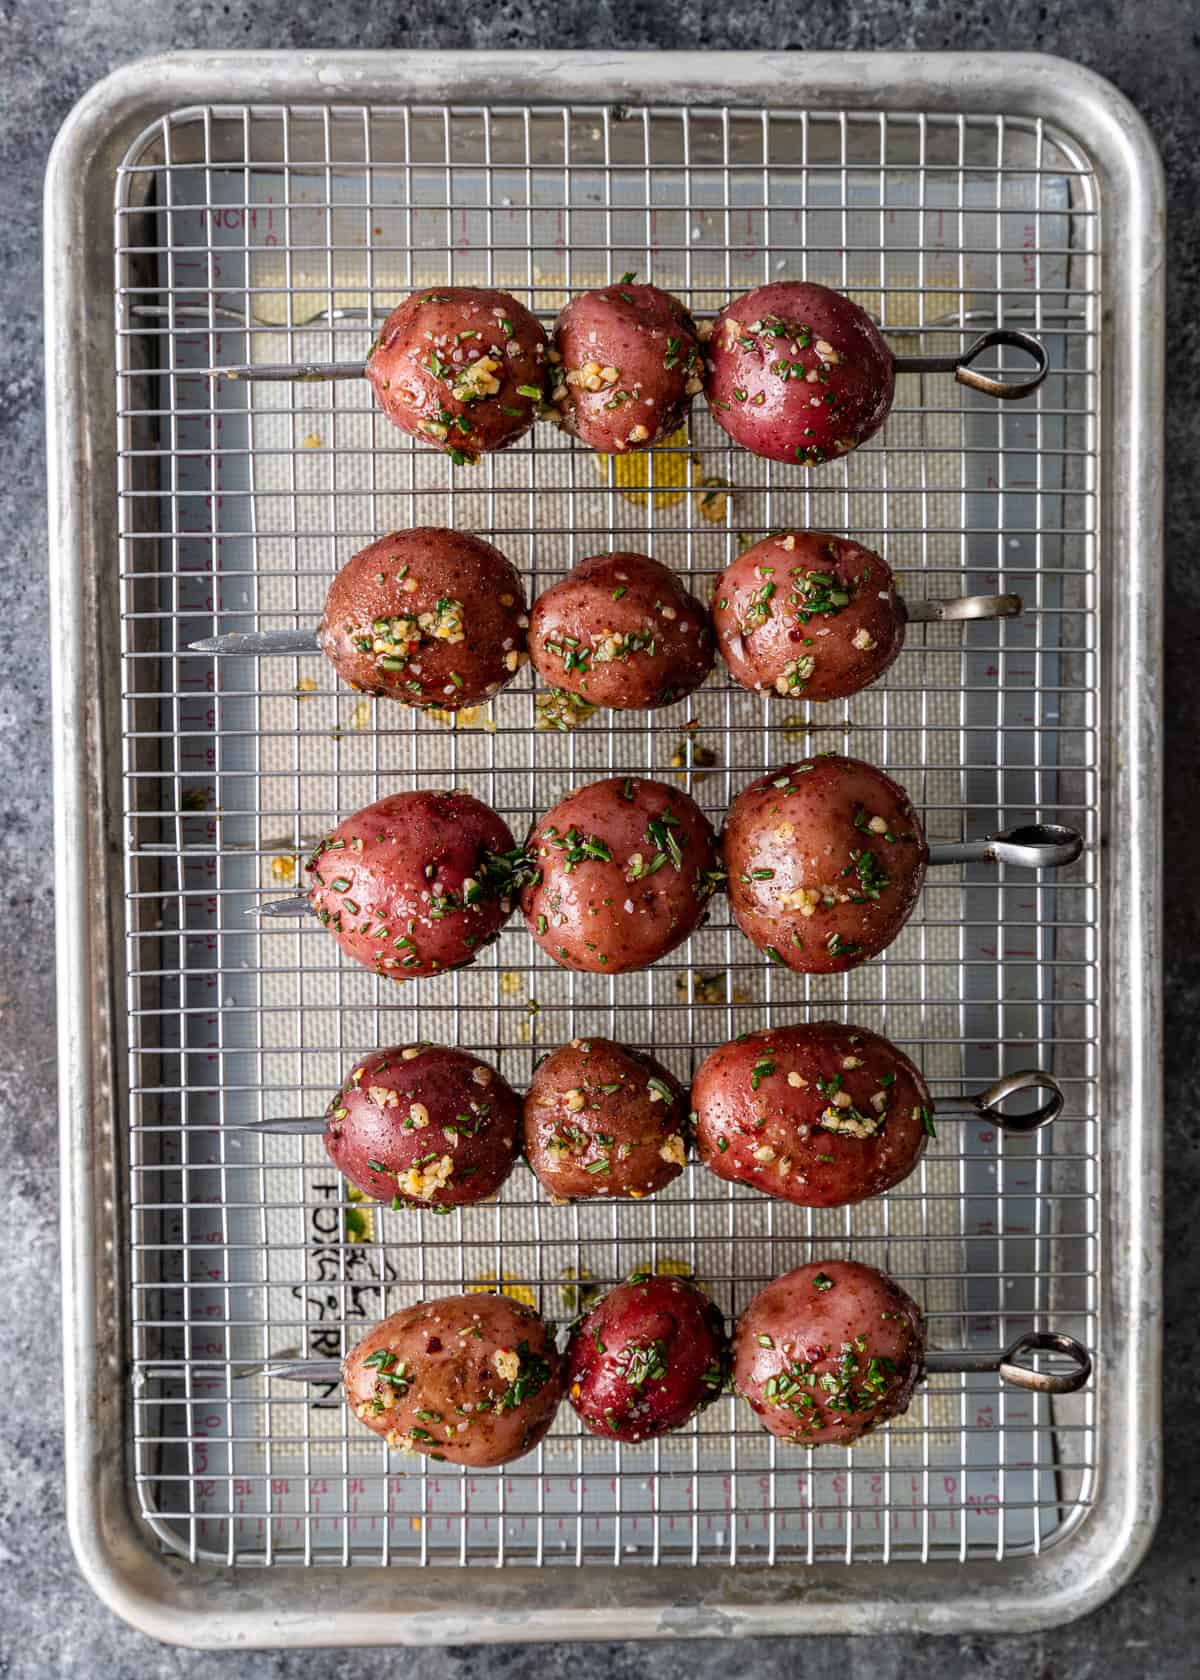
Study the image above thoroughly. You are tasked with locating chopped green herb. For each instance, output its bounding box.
[848,849,889,900]
[544,825,612,871]
[617,1338,668,1389]
[496,1340,553,1413]
[645,811,684,871]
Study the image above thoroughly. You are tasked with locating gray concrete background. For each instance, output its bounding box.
[3,3,1195,1674]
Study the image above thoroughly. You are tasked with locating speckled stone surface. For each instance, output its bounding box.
[4,2,1196,1673]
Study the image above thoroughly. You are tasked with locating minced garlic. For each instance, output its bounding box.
[492,1347,521,1384]
[451,354,502,402]
[398,1154,454,1199]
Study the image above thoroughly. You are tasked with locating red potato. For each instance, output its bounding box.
[713,531,903,702]
[704,282,894,466]
[365,287,548,461]
[324,1043,521,1208]
[692,1022,932,1208]
[550,280,703,452]
[734,1261,925,1447]
[528,552,714,711]
[520,776,722,973]
[304,790,523,980]
[344,1293,563,1467]
[723,755,927,974]
[565,1275,729,1441]
[523,1037,689,1201]
[317,529,529,711]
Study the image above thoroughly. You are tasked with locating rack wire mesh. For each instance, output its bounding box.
[114,98,1100,1571]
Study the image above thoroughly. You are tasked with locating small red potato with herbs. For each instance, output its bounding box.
[550,279,703,452]
[713,531,903,702]
[344,1293,563,1467]
[528,552,713,711]
[317,528,528,711]
[324,1043,521,1208]
[734,1260,925,1447]
[365,286,548,461]
[692,1022,933,1208]
[305,789,525,980]
[704,281,894,466]
[723,754,927,974]
[524,1037,690,1200]
[565,1275,729,1442]
[520,776,722,973]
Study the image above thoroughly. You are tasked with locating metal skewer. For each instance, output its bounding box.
[252,893,313,916]
[212,359,367,383]
[189,627,321,656]
[187,591,1022,659]
[225,1068,1063,1140]
[900,592,1021,624]
[927,823,1083,869]
[235,1327,1091,1396]
[940,1069,1063,1131]
[206,326,1046,401]
[252,824,1082,919]
[890,328,1049,400]
[923,1332,1092,1395]
[233,1115,328,1135]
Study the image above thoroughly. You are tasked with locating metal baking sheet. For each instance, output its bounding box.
[46,51,1163,1645]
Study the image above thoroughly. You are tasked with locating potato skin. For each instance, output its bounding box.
[520,776,721,973]
[317,529,528,711]
[692,1022,931,1208]
[365,287,548,460]
[565,1276,729,1442]
[344,1294,563,1467]
[713,532,903,702]
[324,1043,521,1207]
[305,790,520,979]
[704,282,894,466]
[550,282,702,452]
[524,1037,689,1201]
[724,755,927,974]
[734,1261,924,1447]
[528,553,714,711]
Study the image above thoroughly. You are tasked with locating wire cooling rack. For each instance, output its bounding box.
[114,97,1099,1572]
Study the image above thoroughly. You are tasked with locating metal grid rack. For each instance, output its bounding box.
[114,96,1100,1574]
